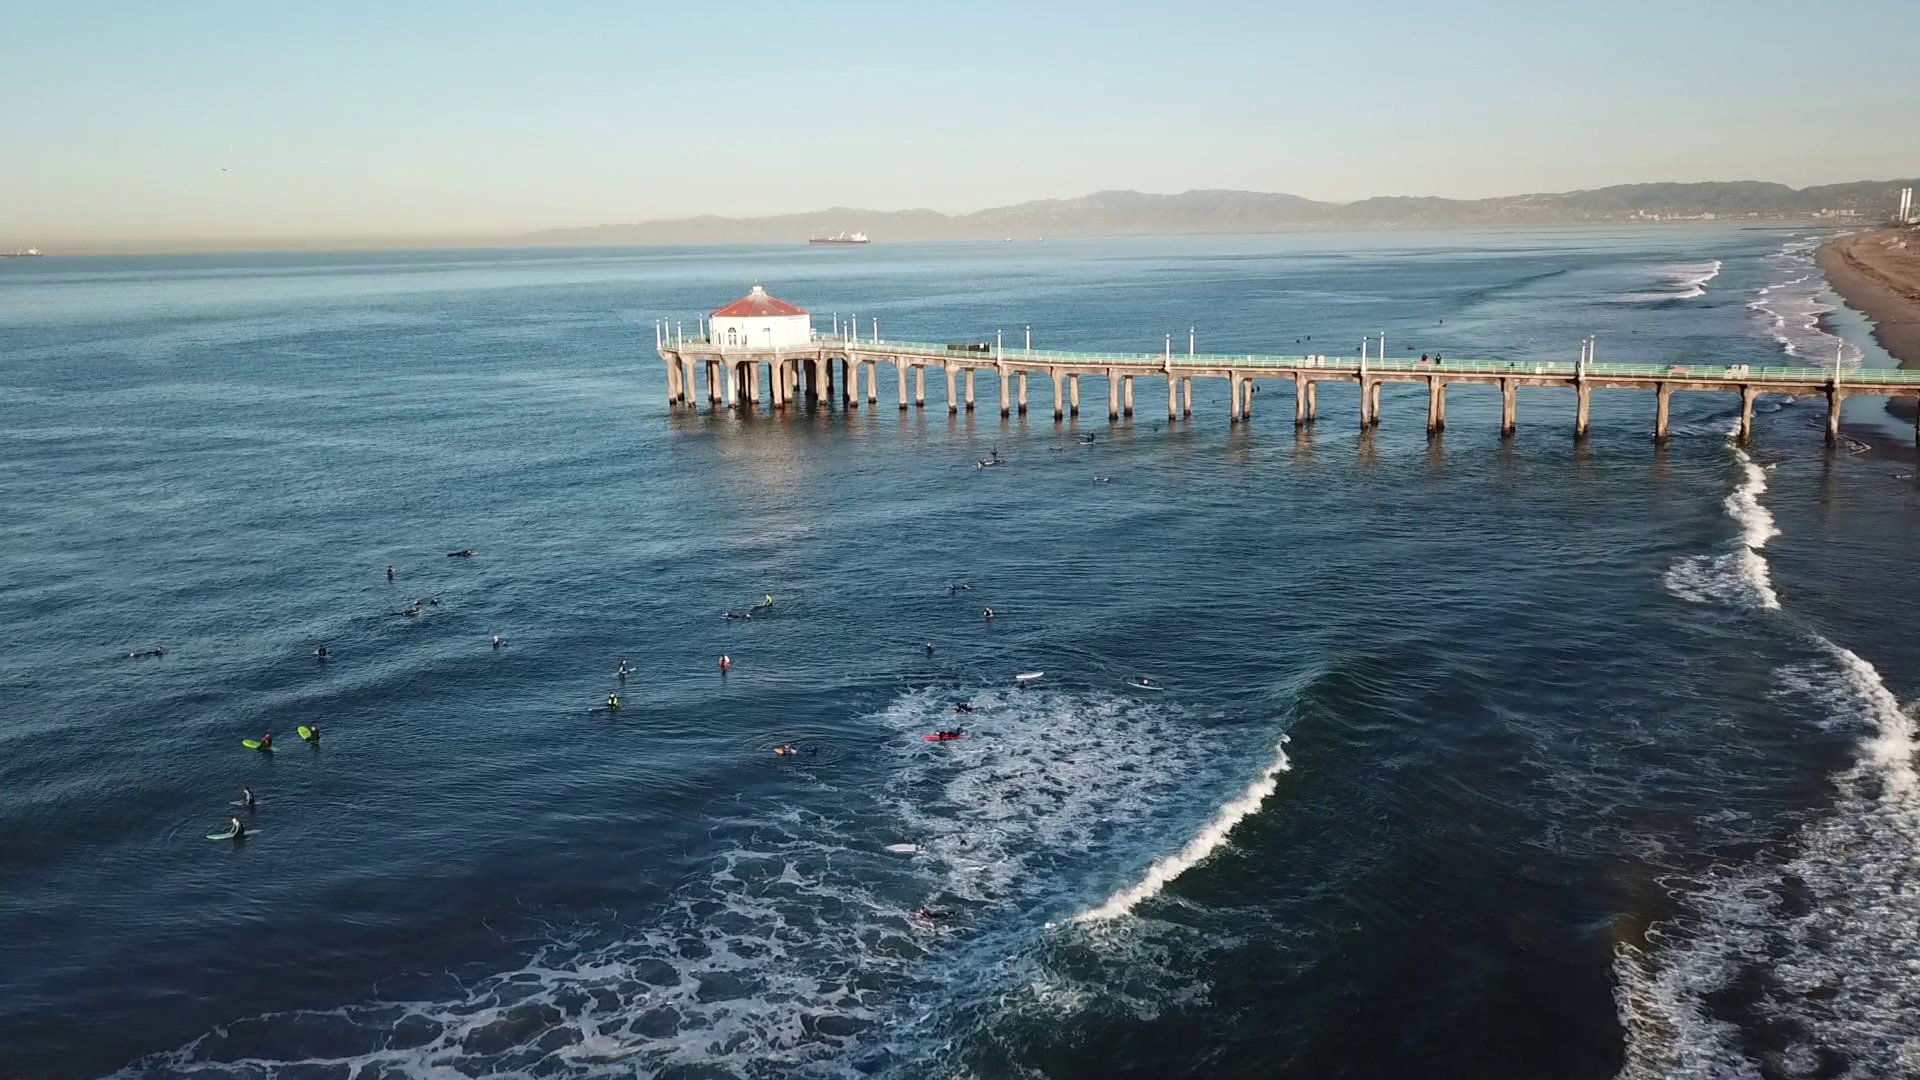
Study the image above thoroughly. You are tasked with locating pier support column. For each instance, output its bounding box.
[867,362,878,404]
[1123,375,1135,418]
[1575,383,1591,440]
[1019,372,1030,414]
[1358,376,1374,428]
[1243,378,1255,420]
[999,365,1011,416]
[1294,374,1308,425]
[1655,383,1673,442]
[1738,384,1757,444]
[1826,385,1846,447]
[846,360,860,409]
[1069,374,1081,416]
[914,366,926,408]
[724,362,738,411]
[898,361,909,409]
[707,361,721,406]
[1368,380,1382,426]
[825,358,835,402]
[775,361,789,408]
[1168,375,1178,420]
[1500,379,1517,438]
[1051,369,1065,420]
[688,359,702,409]
[945,365,959,414]
[665,359,682,407]
[1305,380,1318,423]
[1427,377,1446,436]
[1183,377,1193,418]
[1228,373,1241,424]
[1107,368,1120,421]
[965,368,976,412]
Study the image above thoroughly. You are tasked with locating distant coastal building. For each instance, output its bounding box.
[710,286,811,349]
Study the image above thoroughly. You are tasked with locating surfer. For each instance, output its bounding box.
[225,817,247,840]
[491,633,504,650]
[256,732,273,752]
[427,595,441,607]
[723,609,752,621]
[302,723,320,743]
[448,548,476,558]
[758,594,774,609]
[924,641,935,655]
[982,607,995,621]
[1093,476,1110,483]
[914,906,949,921]
[719,654,732,674]
[387,565,395,582]
[931,729,966,741]
[616,658,631,679]
[945,581,971,594]
[314,645,330,661]
[400,602,422,618]
[953,702,975,714]
[127,646,167,659]
[240,788,255,810]
[606,692,621,711]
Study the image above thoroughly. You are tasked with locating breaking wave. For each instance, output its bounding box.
[1614,640,1920,1080]
[1071,736,1291,923]
[1663,446,1780,611]
[114,684,1270,1079]
[1621,259,1722,303]
[1748,235,1861,367]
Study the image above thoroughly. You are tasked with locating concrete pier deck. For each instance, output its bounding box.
[656,329,1920,446]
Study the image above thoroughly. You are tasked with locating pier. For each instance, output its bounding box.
[656,291,1920,447]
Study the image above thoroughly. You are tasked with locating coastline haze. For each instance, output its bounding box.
[5,0,1918,252]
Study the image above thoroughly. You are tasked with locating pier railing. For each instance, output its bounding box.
[788,336,1920,384]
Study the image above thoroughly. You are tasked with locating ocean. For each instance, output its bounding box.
[2,227,1916,1079]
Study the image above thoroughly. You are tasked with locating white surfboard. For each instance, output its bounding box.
[884,843,921,855]
[1014,671,1044,683]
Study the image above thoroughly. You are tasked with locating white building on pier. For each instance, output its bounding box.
[710,285,811,349]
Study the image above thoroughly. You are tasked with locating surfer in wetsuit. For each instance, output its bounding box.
[492,633,504,650]
[914,906,949,921]
[448,549,476,558]
[606,692,621,711]
[1138,677,1155,688]
[953,702,974,714]
[718,655,732,674]
[387,565,395,581]
[257,732,273,751]
[924,641,935,655]
[616,658,630,679]
[227,817,246,839]
[240,788,255,810]
[982,607,995,621]
[759,594,774,609]
[315,645,330,661]
[303,724,320,743]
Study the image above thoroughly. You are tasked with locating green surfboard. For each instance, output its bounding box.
[297,725,316,742]
[242,738,273,752]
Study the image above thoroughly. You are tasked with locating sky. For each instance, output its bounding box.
[3,0,1916,250]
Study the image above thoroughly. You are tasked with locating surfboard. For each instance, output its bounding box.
[1014,671,1044,683]
[241,739,273,752]
[228,800,258,808]
[922,733,970,743]
[1126,681,1166,692]
[297,725,317,741]
[885,843,921,854]
[207,830,258,841]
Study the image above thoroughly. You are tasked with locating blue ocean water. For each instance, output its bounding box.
[2,227,1916,1079]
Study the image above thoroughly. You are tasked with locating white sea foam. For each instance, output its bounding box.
[120,684,1260,1079]
[1662,447,1780,611]
[1621,259,1723,302]
[1071,736,1291,923]
[1615,639,1920,1080]
[1747,235,1861,366]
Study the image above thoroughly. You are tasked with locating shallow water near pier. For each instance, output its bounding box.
[2,227,1917,1079]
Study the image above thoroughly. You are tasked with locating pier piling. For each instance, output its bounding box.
[1826,386,1846,447]
[1018,372,1029,414]
[966,368,976,412]
[1738,384,1757,443]
[1123,375,1135,418]
[999,365,1012,417]
[1069,374,1081,416]
[1427,377,1446,436]
[1500,379,1517,437]
[1051,369,1065,420]
[1655,384,1672,441]
[1107,368,1120,421]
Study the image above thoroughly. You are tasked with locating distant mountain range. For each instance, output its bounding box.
[518,180,1919,246]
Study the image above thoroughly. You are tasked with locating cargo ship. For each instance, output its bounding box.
[808,232,869,246]
[0,247,44,258]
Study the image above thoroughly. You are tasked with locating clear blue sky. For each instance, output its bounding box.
[3,0,1915,248]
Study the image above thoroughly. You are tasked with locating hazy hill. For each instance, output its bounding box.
[517,179,1920,245]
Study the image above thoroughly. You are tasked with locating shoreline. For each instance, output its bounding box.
[1817,229,1920,423]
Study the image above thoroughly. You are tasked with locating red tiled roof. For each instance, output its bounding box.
[711,285,807,318]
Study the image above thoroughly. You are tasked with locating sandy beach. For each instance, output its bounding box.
[1818,228,1920,370]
